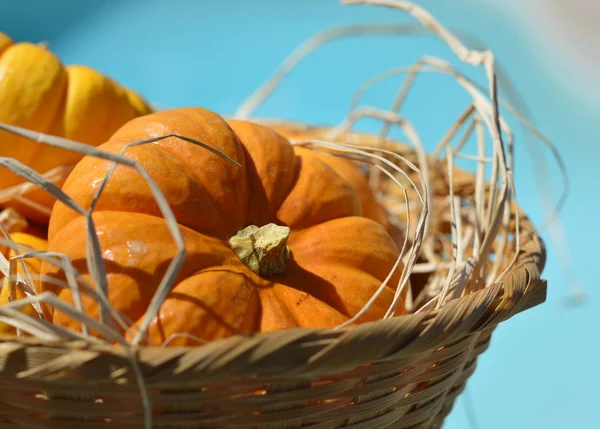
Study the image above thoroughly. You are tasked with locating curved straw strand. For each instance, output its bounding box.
[234,23,435,120]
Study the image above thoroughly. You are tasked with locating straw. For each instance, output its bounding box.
[0,2,556,427]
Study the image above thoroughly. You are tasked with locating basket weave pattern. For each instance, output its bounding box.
[0,289,543,428]
[0,153,545,428]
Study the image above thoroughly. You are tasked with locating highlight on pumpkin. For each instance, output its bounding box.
[0,32,153,227]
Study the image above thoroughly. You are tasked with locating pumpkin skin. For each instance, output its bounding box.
[0,33,152,227]
[262,121,405,245]
[43,107,405,346]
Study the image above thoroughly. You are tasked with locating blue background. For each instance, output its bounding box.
[2,1,597,428]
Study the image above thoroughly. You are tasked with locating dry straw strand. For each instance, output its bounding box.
[0,2,556,428]
[291,136,426,321]
[234,0,550,308]
[0,123,241,346]
[0,124,241,429]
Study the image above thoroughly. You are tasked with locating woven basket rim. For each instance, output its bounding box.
[0,278,545,384]
[0,121,547,385]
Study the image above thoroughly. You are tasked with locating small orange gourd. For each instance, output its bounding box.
[43,107,406,346]
[0,33,153,226]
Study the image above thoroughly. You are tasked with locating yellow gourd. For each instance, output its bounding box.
[0,33,153,226]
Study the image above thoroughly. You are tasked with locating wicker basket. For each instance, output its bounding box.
[0,1,552,425]
[0,120,546,429]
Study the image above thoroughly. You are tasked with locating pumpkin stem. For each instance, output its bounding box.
[228,224,291,276]
[0,208,28,234]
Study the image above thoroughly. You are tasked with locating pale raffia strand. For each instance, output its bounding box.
[0,0,554,428]
[235,0,573,302]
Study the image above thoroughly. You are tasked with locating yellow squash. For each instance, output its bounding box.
[0,33,153,226]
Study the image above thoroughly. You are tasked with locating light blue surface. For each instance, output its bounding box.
[2,1,598,428]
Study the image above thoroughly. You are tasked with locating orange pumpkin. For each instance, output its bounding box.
[261,121,406,244]
[42,107,405,346]
[0,33,152,227]
[0,209,48,335]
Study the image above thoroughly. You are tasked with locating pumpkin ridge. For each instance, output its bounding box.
[15,62,69,179]
[254,251,354,319]
[136,143,247,238]
[267,283,350,330]
[275,148,362,230]
[237,142,301,227]
[46,210,236,337]
[256,286,300,332]
[270,149,302,224]
[264,123,402,240]
[106,108,249,234]
[267,284,304,328]
[136,266,261,345]
[49,139,232,242]
[0,42,67,189]
[288,215,402,285]
[292,262,401,322]
[227,120,298,227]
